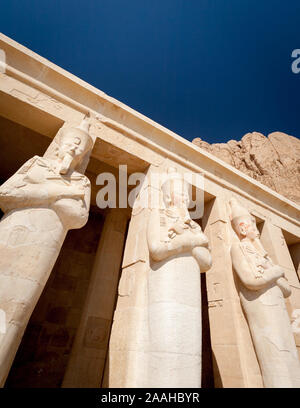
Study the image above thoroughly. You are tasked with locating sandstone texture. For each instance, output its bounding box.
[193,132,300,204]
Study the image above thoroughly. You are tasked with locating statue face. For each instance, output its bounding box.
[58,130,91,174]
[163,180,190,209]
[236,215,259,240]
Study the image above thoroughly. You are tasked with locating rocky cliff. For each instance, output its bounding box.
[192,132,300,204]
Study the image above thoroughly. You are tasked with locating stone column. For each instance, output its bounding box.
[0,119,94,387]
[229,201,300,387]
[260,222,300,357]
[146,167,211,387]
[105,171,151,388]
[108,166,212,388]
[202,196,263,388]
[62,208,128,388]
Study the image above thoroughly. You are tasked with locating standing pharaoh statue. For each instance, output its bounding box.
[0,119,93,386]
[146,167,212,387]
[230,198,300,387]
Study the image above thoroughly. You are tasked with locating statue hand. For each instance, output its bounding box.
[0,187,24,201]
[179,230,209,249]
[276,277,291,298]
[271,265,285,280]
[0,187,11,198]
[49,184,85,200]
[192,246,212,272]
[67,186,85,199]
[193,231,209,248]
[168,228,177,239]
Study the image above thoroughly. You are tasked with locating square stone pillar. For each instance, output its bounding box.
[105,213,150,385]
[260,222,300,356]
[62,208,128,387]
[104,166,156,387]
[202,196,263,387]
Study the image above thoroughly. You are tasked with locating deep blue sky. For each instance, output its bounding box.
[1,0,300,143]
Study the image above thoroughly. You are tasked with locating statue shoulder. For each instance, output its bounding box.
[231,242,249,270]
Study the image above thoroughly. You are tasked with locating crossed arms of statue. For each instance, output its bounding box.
[147,208,212,271]
[0,157,89,212]
[231,242,291,296]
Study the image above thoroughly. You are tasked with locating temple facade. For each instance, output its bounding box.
[0,33,299,388]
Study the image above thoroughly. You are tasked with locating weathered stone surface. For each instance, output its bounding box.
[193,132,300,204]
[229,198,300,387]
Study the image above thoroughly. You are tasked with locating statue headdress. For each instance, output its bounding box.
[229,198,251,219]
[43,118,94,173]
[58,118,93,150]
[161,167,190,200]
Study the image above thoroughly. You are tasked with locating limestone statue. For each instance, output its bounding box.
[146,167,212,387]
[0,119,93,386]
[230,198,300,388]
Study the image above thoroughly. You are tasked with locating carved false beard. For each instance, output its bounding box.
[59,152,75,175]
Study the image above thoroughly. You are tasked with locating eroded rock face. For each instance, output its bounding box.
[193,132,300,204]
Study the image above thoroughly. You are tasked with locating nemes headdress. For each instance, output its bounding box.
[59,118,93,150]
[161,167,189,198]
[43,118,94,174]
[229,198,252,228]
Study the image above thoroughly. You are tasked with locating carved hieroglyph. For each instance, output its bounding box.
[229,198,300,388]
[147,167,212,387]
[0,119,93,386]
